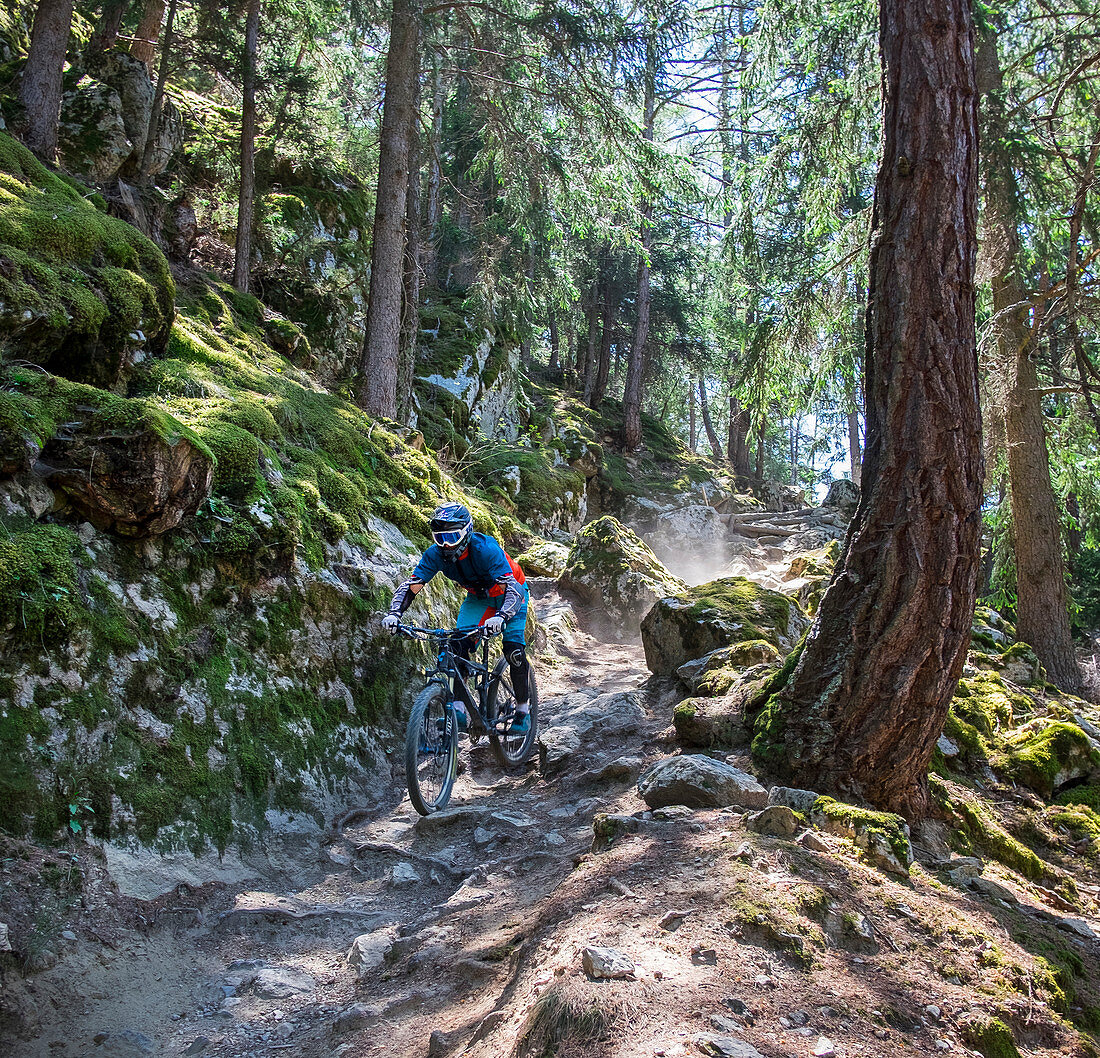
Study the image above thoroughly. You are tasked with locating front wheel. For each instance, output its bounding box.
[405,683,457,815]
[487,660,539,768]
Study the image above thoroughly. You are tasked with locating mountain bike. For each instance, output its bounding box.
[396,623,540,816]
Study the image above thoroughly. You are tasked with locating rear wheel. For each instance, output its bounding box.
[487,659,539,768]
[405,684,457,815]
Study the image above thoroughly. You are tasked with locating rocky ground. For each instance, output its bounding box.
[3,570,1100,1058]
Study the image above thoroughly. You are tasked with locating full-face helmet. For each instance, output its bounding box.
[430,503,473,557]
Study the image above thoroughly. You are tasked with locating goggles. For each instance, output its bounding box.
[433,528,466,548]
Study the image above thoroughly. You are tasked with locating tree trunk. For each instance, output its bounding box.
[732,404,751,477]
[19,0,75,161]
[847,406,862,486]
[131,0,166,75]
[752,0,982,820]
[582,281,599,405]
[789,417,799,486]
[754,414,766,482]
[726,393,738,463]
[520,244,535,366]
[978,28,1081,693]
[591,271,613,408]
[397,69,421,426]
[698,376,722,461]
[548,312,559,372]
[232,0,261,294]
[358,0,421,420]
[622,28,657,451]
[423,48,444,287]
[689,383,697,452]
[139,0,177,180]
[86,1,124,58]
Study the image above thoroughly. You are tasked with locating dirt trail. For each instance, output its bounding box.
[9,584,669,1058]
[9,582,1100,1058]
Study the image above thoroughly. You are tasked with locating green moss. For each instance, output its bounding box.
[993,722,1098,797]
[961,1018,1021,1058]
[811,796,912,869]
[464,441,585,522]
[674,700,697,722]
[1044,802,1100,848]
[1055,784,1100,812]
[0,131,174,386]
[684,578,794,643]
[0,523,81,644]
[952,672,1019,734]
[953,800,1045,881]
[197,421,261,498]
[787,540,841,579]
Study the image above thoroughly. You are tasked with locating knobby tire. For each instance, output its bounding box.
[405,683,457,815]
[487,659,539,768]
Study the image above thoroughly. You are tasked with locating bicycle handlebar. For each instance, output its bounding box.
[392,621,501,641]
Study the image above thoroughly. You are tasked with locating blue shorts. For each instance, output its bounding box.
[456,590,528,645]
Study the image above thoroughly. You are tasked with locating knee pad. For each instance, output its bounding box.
[505,644,527,669]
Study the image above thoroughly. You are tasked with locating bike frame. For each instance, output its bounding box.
[398,624,504,732]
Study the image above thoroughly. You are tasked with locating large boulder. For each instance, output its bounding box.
[43,406,213,536]
[559,516,685,630]
[515,540,569,578]
[57,52,184,183]
[822,478,860,518]
[993,721,1100,797]
[755,480,806,512]
[637,755,768,809]
[641,576,810,675]
[57,78,134,182]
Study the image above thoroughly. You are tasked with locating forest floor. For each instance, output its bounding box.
[5,584,1100,1058]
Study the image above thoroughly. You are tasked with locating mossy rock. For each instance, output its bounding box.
[0,131,175,388]
[1043,803,1100,853]
[0,368,214,536]
[642,576,809,676]
[676,641,778,697]
[960,1018,1021,1058]
[998,642,1045,687]
[810,796,913,876]
[993,721,1099,798]
[950,799,1046,881]
[0,524,81,643]
[515,540,569,579]
[672,695,748,748]
[559,515,685,630]
[786,539,840,579]
[1055,784,1100,813]
[942,671,1030,762]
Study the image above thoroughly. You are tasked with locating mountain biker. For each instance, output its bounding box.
[382,502,532,734]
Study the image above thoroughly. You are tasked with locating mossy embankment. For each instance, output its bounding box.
[0,130,533,855]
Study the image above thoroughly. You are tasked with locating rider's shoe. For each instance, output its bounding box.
[436,708,468,736]
[507,710,530,735]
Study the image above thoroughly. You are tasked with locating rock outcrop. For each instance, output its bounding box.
[559,516,685,630]
[43,407,213,536]
[57,52,184,183]
[0,132,176,388]
[641,576,809,675]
